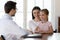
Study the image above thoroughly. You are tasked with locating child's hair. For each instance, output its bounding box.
[41,9,49,15]
[41,9,49,21]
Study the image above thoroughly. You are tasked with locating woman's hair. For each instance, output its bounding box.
[41,9,49,15]
[32,6,41,19]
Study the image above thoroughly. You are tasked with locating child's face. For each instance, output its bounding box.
[39,11,48,21]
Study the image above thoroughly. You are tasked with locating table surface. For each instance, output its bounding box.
[22,33,60,40]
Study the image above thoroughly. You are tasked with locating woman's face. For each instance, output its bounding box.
[39,11,48,21]
[33,9,40,18]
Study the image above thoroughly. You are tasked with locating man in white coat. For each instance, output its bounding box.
[0,1,31,40]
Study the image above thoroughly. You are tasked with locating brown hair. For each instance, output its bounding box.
[32,6,41,19]
[41,9,49,21]
[4,1,16,13]
[41,9,49,15]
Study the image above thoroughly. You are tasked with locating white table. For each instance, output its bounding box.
[22,33,60,40]
[48,33,60,40]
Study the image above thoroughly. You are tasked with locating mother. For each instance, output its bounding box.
[29,6,41,33]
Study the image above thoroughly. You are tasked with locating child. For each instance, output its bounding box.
[38,9,53,33]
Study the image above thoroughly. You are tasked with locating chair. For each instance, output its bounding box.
[53,29,57,33]
[0,36,3,40]
[0,35,5,40]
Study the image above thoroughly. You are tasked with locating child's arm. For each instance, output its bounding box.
[39,26,53,34]
[34,26,40,34]
[43,26,53,33]
[45,22,53,33]
[35,28,46,34]
[47,26,53,33]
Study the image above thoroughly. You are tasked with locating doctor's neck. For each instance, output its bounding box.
[8,9,15,17]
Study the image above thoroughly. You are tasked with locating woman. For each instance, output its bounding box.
[29,6,41,34]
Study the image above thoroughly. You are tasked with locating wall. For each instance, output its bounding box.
[51,0,60,31]
[55,0,60,31]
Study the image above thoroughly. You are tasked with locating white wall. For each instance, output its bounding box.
[55,0,60,31]
[51,0,60,31]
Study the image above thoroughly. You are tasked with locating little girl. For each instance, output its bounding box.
[38,9,53,33]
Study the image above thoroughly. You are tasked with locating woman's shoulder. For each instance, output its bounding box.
[29,20,36,23]
[29,20,34,22]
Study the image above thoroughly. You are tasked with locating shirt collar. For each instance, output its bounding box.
[3,13,13,20]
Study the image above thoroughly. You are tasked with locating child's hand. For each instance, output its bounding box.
[40,30,50,33]
[34,26,40,34]
[40,30,45,33]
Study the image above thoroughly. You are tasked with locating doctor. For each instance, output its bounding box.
[0,1,30,40]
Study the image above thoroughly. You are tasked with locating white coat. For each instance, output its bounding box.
[0,14,30,40]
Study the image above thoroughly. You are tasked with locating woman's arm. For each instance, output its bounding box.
[28,28,33,34]
[27,25,33,34]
